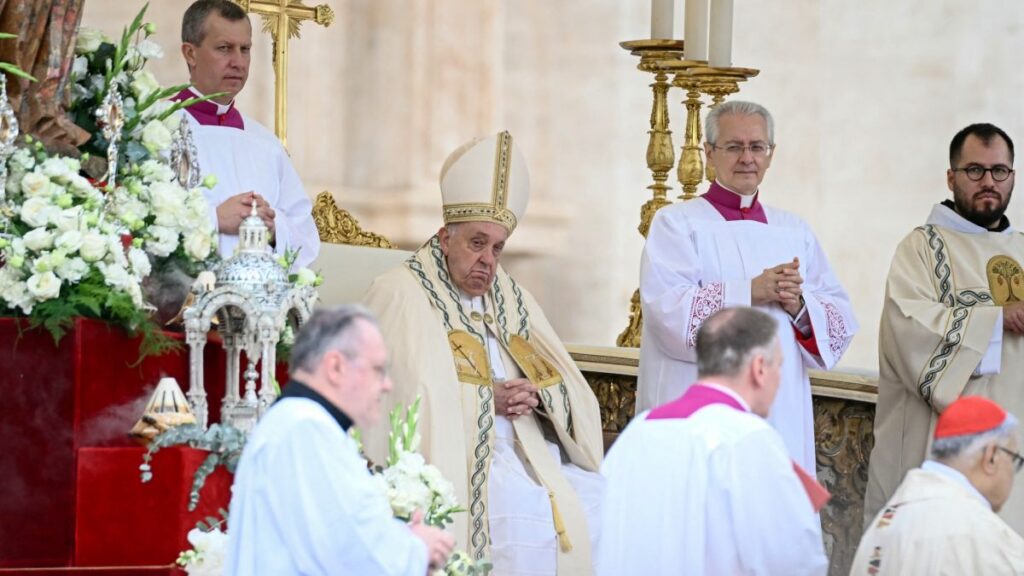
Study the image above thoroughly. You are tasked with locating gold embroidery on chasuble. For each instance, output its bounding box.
[507,334,563,389]
[987,255,1024,304]
[448,330,491,386]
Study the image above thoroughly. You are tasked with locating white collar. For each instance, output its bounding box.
[187,86,235,116]
[921,460,992,509]
[714,180,757,209]
[694,381,751,412]
[926,202,1015,235]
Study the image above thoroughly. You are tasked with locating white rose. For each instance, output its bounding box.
[56,230,83,254]
[53,206,85,233]
[40,157,73,182]
[75,27,106,55]
[126,281,144,307]
[2,280,33,313]
[97,262,131,290]
[115,195,150,226]
[127,247,152,278]
[26,271,62,301]
[149,181,187,226]
[9,148,35,172]
[294,267,318,286]
[80,232,108,262]
[20,196,57,228]
[136,39,164,61]
[140,159,175,184]
[21,172,52,198]
[66,173,97,198]
[184,231,212,261]
[106,237,128,267]
[56,257,89,283]
[145,225,179,257]
[141,120,173,154]
[162,110,182,132]
[130,69,160,101]
[23,228,55,252]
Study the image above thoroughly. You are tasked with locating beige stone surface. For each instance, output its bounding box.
[82,0,1024,374]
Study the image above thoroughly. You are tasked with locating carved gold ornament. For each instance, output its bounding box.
[312,191,394,247]
[987,255,1024,304]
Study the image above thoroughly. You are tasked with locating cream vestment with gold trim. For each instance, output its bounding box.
[866,203,1024,534]
[362,236,604,574]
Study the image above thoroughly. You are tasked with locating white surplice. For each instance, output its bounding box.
[225,396,428,576]
[597,402,827,576]
[184,110,319,268]
[854,462,1024,575]
[638,196,857,471]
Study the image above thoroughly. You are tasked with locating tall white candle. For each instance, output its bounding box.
[651,0,674,39]
[684,0,709,61]
[708,0,734,67]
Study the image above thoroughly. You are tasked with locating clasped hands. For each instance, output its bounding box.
[751,257,804,318]
[1003,301,1024,334]
[493,377,540,419]
[217,191,276,237]
[408,510,455,570]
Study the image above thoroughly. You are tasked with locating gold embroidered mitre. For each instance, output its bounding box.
[440,131,530,233]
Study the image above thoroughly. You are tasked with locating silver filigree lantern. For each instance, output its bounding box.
[183,202,318,433]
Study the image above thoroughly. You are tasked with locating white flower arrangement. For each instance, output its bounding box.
[0,6,217,354]
[177,525,228,576]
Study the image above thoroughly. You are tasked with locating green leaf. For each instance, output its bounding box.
[0,63,36,82]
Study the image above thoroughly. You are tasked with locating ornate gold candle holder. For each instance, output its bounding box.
[616,39,685,347]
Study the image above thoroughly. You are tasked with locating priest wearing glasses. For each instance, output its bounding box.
[866,122,1024,535]
[636,100,858,475]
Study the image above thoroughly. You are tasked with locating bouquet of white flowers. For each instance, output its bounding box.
[0,5,218,353]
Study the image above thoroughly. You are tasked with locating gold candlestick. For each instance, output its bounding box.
[616,39,685,347]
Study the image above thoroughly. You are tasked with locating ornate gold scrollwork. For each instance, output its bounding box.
[312,190,394,248]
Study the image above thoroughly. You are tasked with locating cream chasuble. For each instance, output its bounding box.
[866,203,1024,534]
[855,464,1024,575]
[363,236,604,574]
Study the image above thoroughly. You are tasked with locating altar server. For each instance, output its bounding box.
[637,100,857,472]
[176,0,318,267]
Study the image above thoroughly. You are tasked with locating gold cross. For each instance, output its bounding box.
[233,0,334,147]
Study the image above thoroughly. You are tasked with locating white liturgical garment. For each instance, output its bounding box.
[638,193,857,471]
[598,385,827,576]
[183,102,319,268]
[226,389,428,576]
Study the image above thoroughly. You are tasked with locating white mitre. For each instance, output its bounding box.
[439,131,530,233]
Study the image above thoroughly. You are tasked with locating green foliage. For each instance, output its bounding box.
[387,396,421,467]
[140,423,247,511]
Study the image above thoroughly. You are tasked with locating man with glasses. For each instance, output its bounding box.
[226,305,455,574]
[855,396,1024,574]
[866,123,1024,534]
[637,100,858,474]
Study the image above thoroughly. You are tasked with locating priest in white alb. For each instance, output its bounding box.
[175,0,319,267]
[226,305,455,575]
[362,131,605,575]
[599,307,828,576]
[865,123,1024,534]
[854,396,1024,574]
[637,100,858,472]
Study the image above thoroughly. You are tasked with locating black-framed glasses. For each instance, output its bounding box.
[953,165,1014,182]
[997,446,1024,473]
[710,142,774,159]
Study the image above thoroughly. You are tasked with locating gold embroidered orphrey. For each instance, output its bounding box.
[986,255,1024,304]
[448,330,491,386]
[508,335,563,389]
[442,131,518,232]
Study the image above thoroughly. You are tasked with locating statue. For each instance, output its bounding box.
[0,0,90,156]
